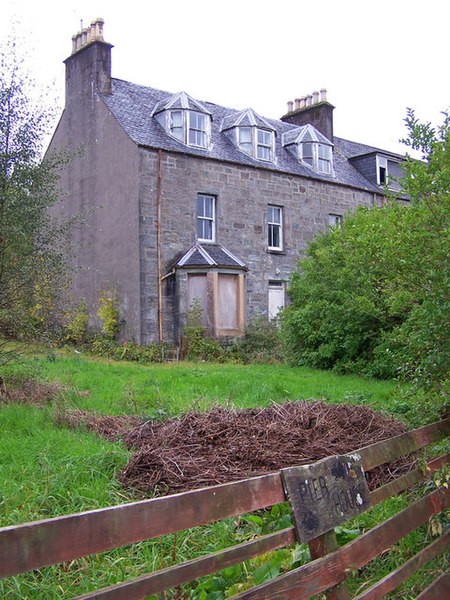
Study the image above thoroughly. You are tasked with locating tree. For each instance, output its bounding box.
[0,42,69,364]
[282,109,449,414]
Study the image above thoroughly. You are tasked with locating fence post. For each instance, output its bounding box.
[308,529,350,600]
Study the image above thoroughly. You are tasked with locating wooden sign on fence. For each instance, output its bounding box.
[281,454,371,543]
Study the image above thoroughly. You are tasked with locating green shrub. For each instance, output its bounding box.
[97,289,119,340]
[65,300,89,344]
[182,300,227,362]
[90,337,170,363]
[232,316,285,364]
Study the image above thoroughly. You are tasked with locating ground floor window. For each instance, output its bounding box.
[187,271,245,336]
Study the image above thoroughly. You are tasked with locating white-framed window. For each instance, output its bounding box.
[318,144,333,174]
[168,110,210,149]
[328,213,343,228]
[376,155,388,185]
[257,129,273,161]
[238,127,253,154]
[238,127,274,162]
[169,110,184,141]
[197,194,216,242]
[299,142,333,174]
[267,205,283,250]
[188,112,208,148]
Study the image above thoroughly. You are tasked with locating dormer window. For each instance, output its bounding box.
[153,91,212,150]
[169,111,184,140]
[189,112,208,147]
[299,141,333,174]
[238,127,252,154]
[257,129,273,161]
[283,124,334,175]
[376,155,388,185]
[168,109,209,148]
[237,126,274,162]
[221,109,276,163]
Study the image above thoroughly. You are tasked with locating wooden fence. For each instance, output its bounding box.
[0,418,448,599]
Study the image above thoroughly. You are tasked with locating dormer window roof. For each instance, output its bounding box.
[221,108,276,163]
[152,91,212,149]
[283,124,334,175]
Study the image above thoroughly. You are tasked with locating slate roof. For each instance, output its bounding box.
[283,124,333,147]
[101,78,402,193]
[334,137,405,161]
[221,108,275,132]
[175,244,246,269]
[152,91,211,116]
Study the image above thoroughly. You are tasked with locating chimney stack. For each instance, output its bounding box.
[281,88,335,141]
[64,18,113,105]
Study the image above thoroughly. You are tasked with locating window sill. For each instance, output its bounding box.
[267,249,286,255]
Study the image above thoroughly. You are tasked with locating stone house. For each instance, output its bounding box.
[48,19,406,345]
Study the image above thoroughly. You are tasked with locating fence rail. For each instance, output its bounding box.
[1,417,448,599]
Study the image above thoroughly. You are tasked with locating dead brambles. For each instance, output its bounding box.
[118,401,413,496]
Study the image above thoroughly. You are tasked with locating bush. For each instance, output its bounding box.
[97,289,119,340]
[90,337,171,363]
[281,110,450,420]
[232,316,285,364]
[181,299,227,362]
[65,300,90,345]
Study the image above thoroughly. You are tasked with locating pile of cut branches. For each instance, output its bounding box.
[119,401,411,496]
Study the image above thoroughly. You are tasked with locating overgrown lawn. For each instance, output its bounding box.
[2,349,441,599]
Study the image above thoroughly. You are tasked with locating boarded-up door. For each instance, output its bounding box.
[268,281,285,320]
[188,274,208,327]
[218,274,238,330]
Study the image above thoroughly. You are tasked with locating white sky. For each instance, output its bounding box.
[3,0,449,155]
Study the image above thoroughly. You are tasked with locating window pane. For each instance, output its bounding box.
[171,111,182,126]
[257,145,271,160]
[302,142,313,158]
[239,127,252,143]
[318,158,331,173]
[204,196,213,218]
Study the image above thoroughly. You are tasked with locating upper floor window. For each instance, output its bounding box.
[197,194,215,242]
[267,205,283,250]
[299,142,332,174]
[328,213,343,228]
[238,126,274,162]
[169,110,184,141]
[189,112,208,147]
[257,129,273,161]
[377,155,388,185]
[239,127,253,154]
[282,125,334,175]
[169,110,210,148]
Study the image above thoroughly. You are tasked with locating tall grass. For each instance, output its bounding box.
[40,350,403,417]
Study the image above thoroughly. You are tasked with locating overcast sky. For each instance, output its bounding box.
[3,0,449,155]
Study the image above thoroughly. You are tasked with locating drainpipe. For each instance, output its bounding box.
[157,149,163,343]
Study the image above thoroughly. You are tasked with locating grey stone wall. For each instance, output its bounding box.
[48,47,142,342]
[138,149,376,344]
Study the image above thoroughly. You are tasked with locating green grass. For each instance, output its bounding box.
[39,349,403,417]
[0,349,442,598]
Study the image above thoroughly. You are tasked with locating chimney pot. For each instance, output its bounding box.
[95,18,105,40]
[294,98,301,111]
[81,28,89,46]
[320,88,327,102]
[306,95,312,107]
[312,90,319,104]
[299,96,306,109]
[287,100,294,113]
[71,35,77,54]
